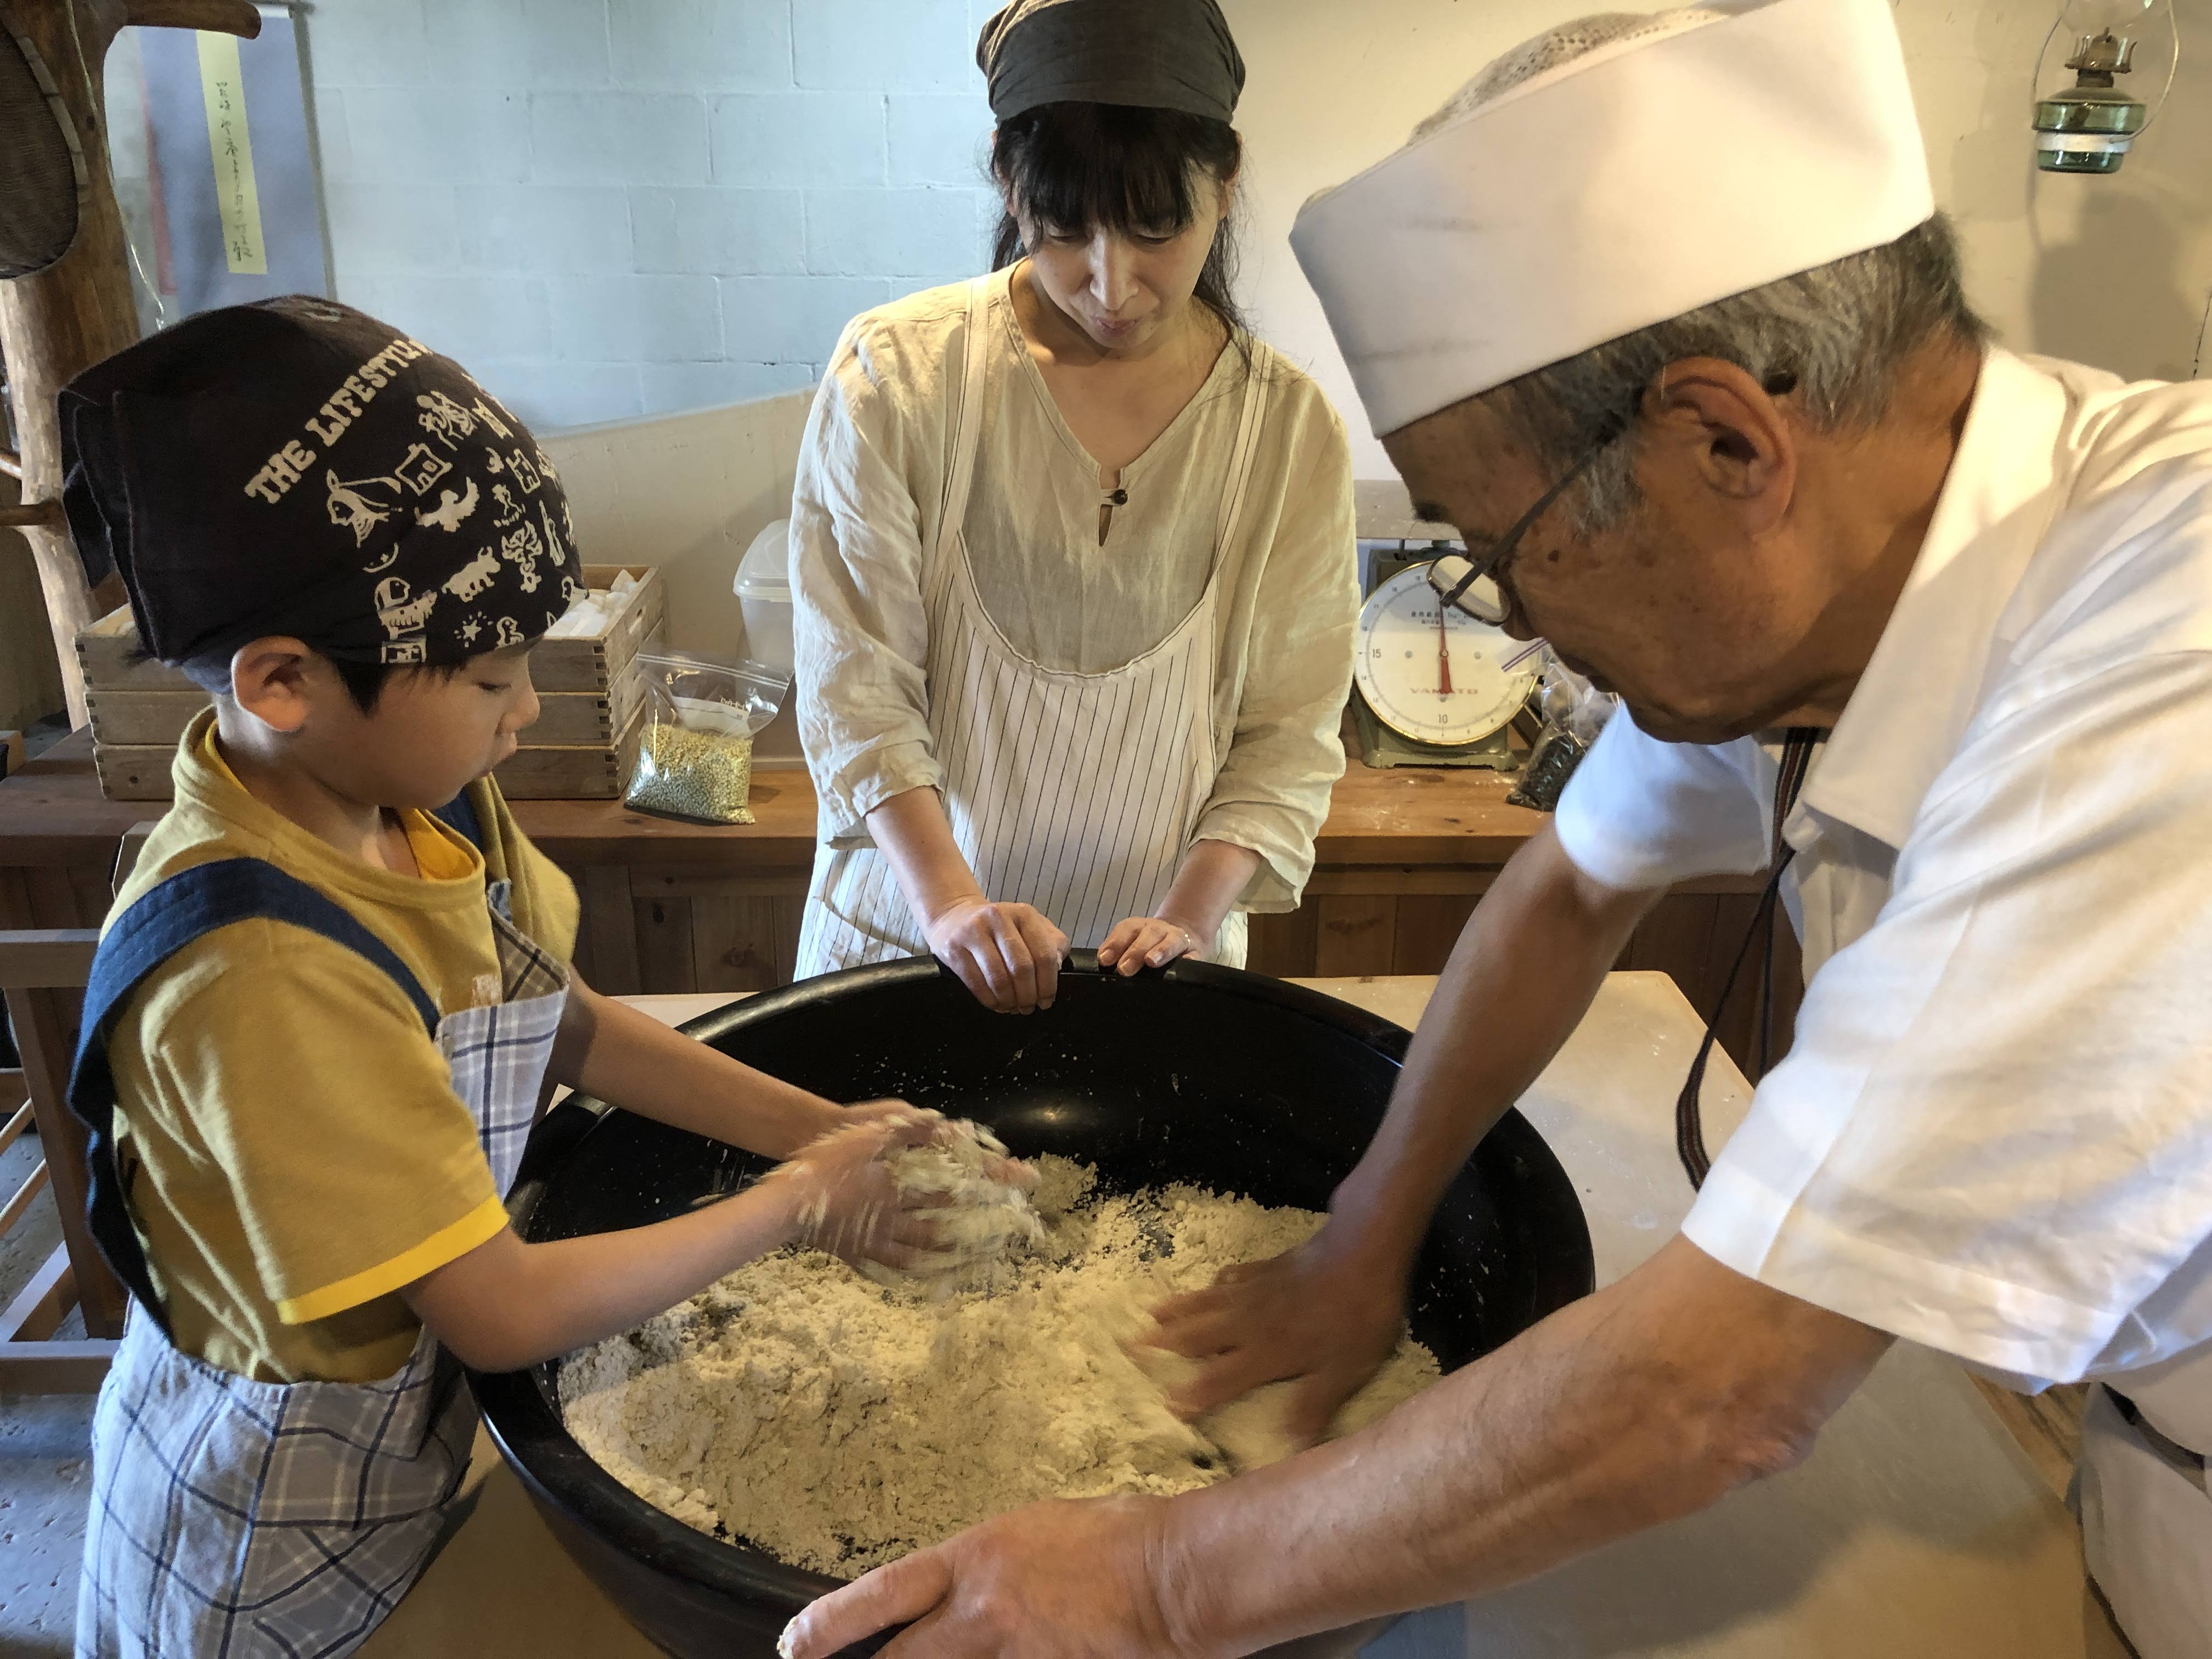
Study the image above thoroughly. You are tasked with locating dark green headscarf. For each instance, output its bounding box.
[977,0,1246,123]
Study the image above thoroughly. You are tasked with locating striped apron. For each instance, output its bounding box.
[797,274,1270,976]
[71,794,565,1659]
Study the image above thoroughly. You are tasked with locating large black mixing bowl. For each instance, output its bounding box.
[472,956,1594,1657]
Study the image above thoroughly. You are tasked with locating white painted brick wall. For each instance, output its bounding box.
[805,188,988,279]
[608,0,791,93]
[455,185,634,274]
[307,0,997,435]
[633,188,805,276]
[889,95,996,187]
[721,275,894,362]
[793,0,976,92]
[710,93,886,189]
[529,92,713,186]
[549,273,724,362]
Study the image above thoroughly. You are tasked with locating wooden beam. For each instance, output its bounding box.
[580,866,642,994]
[1970,1376,2091,1502]
[0,1158,50,1236]
[0,928,97,988]
[0,0,259,729]
[629,867,814,901]
[111,819,157,894]
[0,1100,31,1160]
[1,1241,75,1342]
[6,978,126,1336]
[122,1,263,28]
[0,1338,116,1392]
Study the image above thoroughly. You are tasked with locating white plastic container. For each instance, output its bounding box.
[734,517,802,766]
[735,518,794,678]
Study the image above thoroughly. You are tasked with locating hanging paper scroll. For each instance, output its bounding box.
[132,9,328,317]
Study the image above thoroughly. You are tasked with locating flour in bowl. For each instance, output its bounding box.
[560,1156,1441,1575]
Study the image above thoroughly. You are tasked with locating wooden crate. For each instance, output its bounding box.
[75,564,659,703]
[74,608,198,693]
[74,564,662,800]
[92,744,178,802]
[83,689,212,746]
[535,565,665,693]
[85,674,646,751]
[528,660,649,747]
[92,693,651,805]
[494,697,648,800]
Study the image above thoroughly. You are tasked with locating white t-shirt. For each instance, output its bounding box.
[1556,349,2212,1424]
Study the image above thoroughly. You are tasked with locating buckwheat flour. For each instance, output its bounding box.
[561,1157,1442,1575]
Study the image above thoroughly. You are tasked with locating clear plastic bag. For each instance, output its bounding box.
[1509,651,1620,812]
[623,651,787,825]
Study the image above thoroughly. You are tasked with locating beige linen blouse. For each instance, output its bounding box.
[790,275,1358,911]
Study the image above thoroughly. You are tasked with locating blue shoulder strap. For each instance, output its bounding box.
[431,784,484,853]
[69,860,443,1338]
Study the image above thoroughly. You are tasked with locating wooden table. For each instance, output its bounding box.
[356,976,2120,1659]
[0,730,1801,1077]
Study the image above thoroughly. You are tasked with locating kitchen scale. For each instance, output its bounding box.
[1354,546,1539,770]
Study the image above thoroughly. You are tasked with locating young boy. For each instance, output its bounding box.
[59,298,945,1658]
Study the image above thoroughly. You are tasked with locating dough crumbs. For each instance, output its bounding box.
[561,1155,1442,1575]
[861,1119,1045,1297]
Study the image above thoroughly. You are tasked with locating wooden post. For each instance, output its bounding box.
[0,0,261,729]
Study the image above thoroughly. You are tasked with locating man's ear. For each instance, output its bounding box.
[1644,358,1796,535]
[227,637,319,736]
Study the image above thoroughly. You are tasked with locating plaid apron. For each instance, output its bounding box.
[69,819,567,1659]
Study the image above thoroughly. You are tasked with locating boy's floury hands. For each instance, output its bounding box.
[766,1109,945,1269]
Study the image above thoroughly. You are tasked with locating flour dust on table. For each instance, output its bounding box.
[561,1158,1441,1575]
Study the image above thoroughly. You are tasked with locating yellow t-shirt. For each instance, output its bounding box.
[104,712,580,1384]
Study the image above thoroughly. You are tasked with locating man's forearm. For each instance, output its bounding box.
[1158,1240,1893,1656]
[1327,823,1661,1267]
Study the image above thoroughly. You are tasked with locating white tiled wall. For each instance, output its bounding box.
[304,0,1001,432]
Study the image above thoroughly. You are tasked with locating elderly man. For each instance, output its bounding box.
[782,1,2212,1655]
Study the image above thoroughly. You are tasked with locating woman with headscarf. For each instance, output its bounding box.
[789,0,1357,1012]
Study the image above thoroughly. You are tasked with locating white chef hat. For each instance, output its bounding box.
[1290,0,1936,437]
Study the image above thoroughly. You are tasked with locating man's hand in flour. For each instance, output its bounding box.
[768,1113,949,1271]
[780,1496,1194,1659]
[1146,1227,1405,1448]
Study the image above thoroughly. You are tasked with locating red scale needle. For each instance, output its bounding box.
[1437,608,1454,696]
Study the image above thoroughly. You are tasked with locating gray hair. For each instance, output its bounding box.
[1432,11,1987,531]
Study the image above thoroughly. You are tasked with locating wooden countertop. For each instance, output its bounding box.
[0,730,1550,871]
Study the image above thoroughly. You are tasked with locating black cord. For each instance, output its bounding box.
[1674,728,1822,1188]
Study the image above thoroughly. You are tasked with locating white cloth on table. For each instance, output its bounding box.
[1555,346,2212,1417]
[788,275,1357,917]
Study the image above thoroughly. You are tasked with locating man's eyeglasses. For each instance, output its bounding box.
[1427,371,1799,626]
[1425,408,1633,627]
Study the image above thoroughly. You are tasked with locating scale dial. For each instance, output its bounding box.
[1355,564,1537,746]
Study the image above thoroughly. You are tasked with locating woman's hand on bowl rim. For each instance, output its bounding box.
[1098,912,1207,976]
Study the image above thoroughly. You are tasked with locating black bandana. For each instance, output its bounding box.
[977,0,1245,123]
[61,296,583,669]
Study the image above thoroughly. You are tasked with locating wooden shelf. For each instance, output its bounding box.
[0,728,1798,1079]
